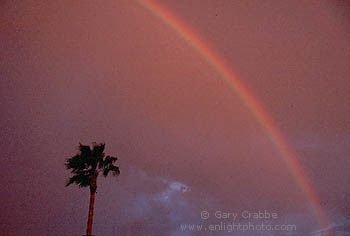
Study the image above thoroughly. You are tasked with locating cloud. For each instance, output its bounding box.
[110,167,195,235]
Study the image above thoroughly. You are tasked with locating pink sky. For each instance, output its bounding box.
[1,0,349,235]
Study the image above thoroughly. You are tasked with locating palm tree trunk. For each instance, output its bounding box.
[86,174,97,236]
[86,190,95,235]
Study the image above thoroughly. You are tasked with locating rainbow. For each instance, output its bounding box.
[137,0,329,232]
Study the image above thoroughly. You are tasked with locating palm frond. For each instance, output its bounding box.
[66,172,91,187]
[79,143,92,157]
[90,142,105,168]
[101,155,118,168]
[65,142,120,188]
[103,164,120,177]
[65,154,87,171]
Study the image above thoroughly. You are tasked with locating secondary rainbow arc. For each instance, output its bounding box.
[137,0,329,232]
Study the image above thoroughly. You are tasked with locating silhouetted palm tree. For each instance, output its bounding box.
[65,142,120,236]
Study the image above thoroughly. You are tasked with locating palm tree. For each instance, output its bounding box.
[65,142,120,236]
